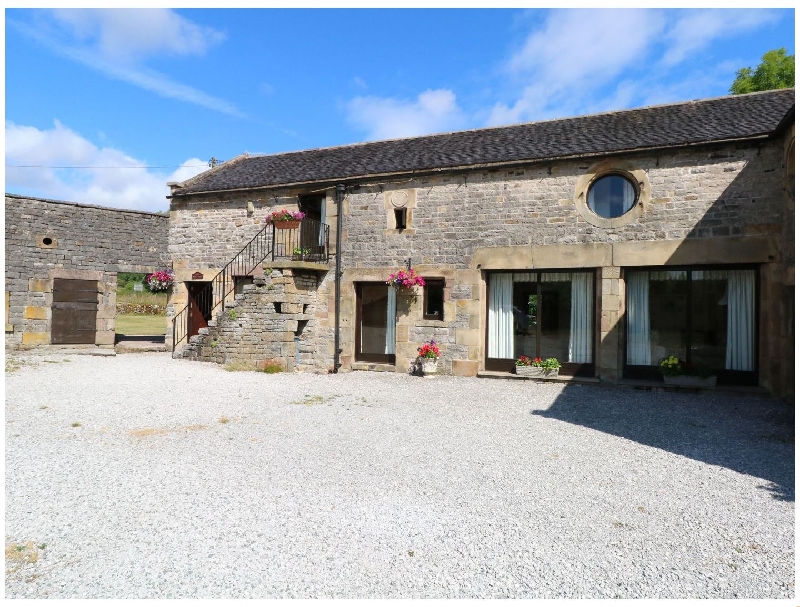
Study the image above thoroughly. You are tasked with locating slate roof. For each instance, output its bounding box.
[172,89,794,197]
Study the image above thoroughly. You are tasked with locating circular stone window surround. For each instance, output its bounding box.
[574,159,650,229]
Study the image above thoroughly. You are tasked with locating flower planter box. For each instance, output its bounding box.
[663,375,717,388]
[273,220,300,230]
[516,366,559,378]
[516,366,544,377]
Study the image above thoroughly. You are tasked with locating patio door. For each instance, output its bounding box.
[486,271,595,376]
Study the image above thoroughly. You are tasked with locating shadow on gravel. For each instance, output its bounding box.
[532,386,795,502]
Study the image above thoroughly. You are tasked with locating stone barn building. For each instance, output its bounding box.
[165,89,794,401]
[5,194,169,349]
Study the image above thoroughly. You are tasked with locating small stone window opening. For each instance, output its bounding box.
[423,279,445,321]
[394,208,407,231]
[37,235,57,249]
[587,174,638,219]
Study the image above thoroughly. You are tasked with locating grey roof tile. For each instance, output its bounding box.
[173,89,794,196]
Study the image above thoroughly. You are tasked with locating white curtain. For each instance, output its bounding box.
[588,176,636,216]
[726,270,754,371]
[569,272,593,363]
[385,286,396,355]
[319,197,327,247]
[540,272,571,282]
[488,273,514,358]
[626,272,651,365]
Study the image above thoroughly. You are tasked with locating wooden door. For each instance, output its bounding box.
[51,278,98,344]
[187,281,212,338]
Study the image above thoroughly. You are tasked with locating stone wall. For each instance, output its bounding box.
[179,267,332,372]
[168,137,791,394]
[5,194,169,348]
[339,143,783,265]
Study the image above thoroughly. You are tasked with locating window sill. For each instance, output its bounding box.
[383,229,416,236]
[417,319,447,327]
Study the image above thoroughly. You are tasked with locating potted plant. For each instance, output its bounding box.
[417,339,440,376]
[265,209,305,229]
[542,357,561,377]
[515,355,545,377]
[144,269,174,292]
[292,246,311,260]
[659,355,717,388]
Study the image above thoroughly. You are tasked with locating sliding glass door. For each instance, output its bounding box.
[486,271,595,375]
[625,267,758,384]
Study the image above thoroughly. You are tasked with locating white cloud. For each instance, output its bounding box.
[8,11,242,118]
[661,9,779,67]
[347,89,466,140]
[484,8,781,127]
[489,9,664,125]
[5,120,207,213]
[50,8,225,64]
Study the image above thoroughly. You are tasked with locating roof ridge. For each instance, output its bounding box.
[237,88,796,161]
[171,153,251,190]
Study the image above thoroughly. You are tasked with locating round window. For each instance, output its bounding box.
[587,174,637,219]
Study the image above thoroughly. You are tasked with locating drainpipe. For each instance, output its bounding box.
[333,183,346,373]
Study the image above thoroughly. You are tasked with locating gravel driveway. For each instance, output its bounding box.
[5,352,794,599]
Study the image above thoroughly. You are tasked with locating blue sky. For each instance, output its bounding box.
[4,8,795,212]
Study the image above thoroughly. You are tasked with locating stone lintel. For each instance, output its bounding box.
[48,268,104,281]
[612,236,778,267]
[473,243,613,270]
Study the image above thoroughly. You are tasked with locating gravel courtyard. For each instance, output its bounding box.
[5,352,794,599]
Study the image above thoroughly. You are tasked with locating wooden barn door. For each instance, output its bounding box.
[51,279,98,344]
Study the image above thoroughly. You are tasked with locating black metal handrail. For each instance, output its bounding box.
[171,218,330,352]
[271,219,330,263]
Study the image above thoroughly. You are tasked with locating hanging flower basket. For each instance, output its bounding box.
[386,268,426,292]
[144,269,174,292]
[265,210,305,229]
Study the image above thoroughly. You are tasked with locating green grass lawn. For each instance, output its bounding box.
[116,315,167,336]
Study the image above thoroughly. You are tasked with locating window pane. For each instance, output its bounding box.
[424,280,444,320]
[513,285,538,360]
[360,284,390,355]
[690,271,728,369]
[540,279,571,362]
[588,174,636,218]
[648,271,688,363]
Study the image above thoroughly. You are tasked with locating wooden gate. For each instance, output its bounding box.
[51,278,98,344]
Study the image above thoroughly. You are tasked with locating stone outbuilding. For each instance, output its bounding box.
[4,194,169,349]
[166,89,794,401]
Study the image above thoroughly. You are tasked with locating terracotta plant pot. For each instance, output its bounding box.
[273,220,300,229]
